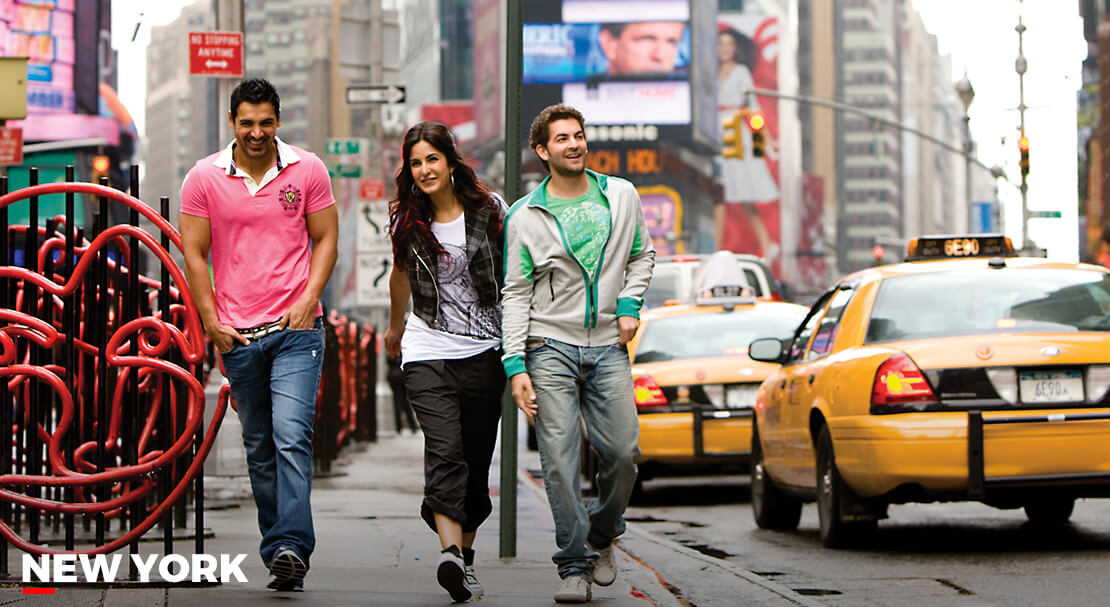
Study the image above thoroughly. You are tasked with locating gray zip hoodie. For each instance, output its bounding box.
[501,170,655,378]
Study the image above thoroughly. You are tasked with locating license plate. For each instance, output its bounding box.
[1018,370,1084,404]
[726,384,759,409]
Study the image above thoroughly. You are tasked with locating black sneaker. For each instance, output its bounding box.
[270,548,308,586]
[436,547,472,603]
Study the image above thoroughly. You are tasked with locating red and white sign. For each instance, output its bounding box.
[188,32,244,77]
[0,127,23,166]
[359,178,385,201]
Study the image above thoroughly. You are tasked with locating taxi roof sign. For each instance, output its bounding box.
[904,234,1014,261]
[695,251,756,310]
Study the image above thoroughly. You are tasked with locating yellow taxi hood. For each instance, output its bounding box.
[890,333,1110,369]
[632,357,781,384]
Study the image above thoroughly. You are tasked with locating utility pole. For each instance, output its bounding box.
[500,0,523,560]
[1015,13,1031,251]
[956,73,975,232]
[213,0,244,147]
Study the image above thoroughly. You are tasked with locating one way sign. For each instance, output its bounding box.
[346,85,406,105]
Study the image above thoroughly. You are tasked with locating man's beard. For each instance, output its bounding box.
[550,156,586,179]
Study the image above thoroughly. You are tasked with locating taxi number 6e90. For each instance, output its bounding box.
[1018,370,1084,404]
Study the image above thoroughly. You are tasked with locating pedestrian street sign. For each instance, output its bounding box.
[327,164,362,178]
[356,253,392,307]
[1028,210,1061,219]
[325,138,374,156]
[346,84,406,105]
[356,200,391,253]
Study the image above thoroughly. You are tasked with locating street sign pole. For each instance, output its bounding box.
[212,0,244,149]
[500,0,523,561]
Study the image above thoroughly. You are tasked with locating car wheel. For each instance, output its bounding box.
[751,425,802,530]
[816,426,876,548]
[1024,497,1075,525]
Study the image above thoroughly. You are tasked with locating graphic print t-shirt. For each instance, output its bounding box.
[400,211,502,366]
[545,175,610,281]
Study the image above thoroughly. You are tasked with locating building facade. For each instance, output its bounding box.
[142,1,215,218]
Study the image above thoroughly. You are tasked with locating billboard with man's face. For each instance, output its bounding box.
[523,1,699,133]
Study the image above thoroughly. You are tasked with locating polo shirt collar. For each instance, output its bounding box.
[213,137,301,176]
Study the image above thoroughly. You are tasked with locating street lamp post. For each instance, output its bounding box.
[956,73,975,232]
[1015,15,1032,252]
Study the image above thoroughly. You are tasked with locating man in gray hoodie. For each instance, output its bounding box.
[502,104,655,603]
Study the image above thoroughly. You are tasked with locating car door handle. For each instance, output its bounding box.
[779,380,786,390]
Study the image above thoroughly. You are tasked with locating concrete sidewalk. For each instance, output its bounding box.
[2,431,811,606]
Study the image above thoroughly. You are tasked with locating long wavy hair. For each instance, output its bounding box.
[389,121,502,267]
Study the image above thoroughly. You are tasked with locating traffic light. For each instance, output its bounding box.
[722,110,745,159]
[92,155,110,183]
[872,244,885,266]
[1018,134,1029,177]
[748,111,766,158]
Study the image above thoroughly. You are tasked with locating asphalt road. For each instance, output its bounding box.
[625,475,1110,607]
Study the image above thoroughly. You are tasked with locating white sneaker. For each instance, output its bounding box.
[269,547,307,585]
[464,564,484,598]
[554,575,592,603]
[590,542,616,587]
[436,549,472,603]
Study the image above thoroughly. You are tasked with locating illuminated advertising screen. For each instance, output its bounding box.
[524,1,695,129]
[2,0,77,115]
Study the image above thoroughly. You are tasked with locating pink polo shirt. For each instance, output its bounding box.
[180,139,335,329]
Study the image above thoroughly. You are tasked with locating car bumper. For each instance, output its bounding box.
[638,408,752,466]
[830,409,1110,498]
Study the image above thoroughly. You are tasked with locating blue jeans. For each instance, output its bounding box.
[525,337,640,580]
[220,317,325,569]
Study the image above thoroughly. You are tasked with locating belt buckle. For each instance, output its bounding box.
[239,320,282,339]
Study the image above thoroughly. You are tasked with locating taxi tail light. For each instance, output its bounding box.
[1086,365,1110,403]
[634,375,669,411]
[870,353,938,412]
[985,367,1017,404]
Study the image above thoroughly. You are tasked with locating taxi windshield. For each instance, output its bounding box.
[644,265,685,308]
[635,307,805,362]
[866,268,1110,343]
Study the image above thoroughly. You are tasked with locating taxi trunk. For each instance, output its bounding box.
[833,333,1110,501]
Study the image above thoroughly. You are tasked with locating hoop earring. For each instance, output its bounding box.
[411,183,420,196]
[450,173,455,188]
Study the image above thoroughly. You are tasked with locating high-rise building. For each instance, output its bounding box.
[900,6,965,238]
[834,0,904,272]
[243,0,335,154]
[143,1,215,219]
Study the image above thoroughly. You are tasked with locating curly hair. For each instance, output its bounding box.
[528,104,586,172]
[389,121,501,267]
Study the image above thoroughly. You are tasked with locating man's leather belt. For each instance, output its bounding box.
[236,320,283,339]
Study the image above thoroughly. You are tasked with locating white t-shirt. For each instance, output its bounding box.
[401,211,501,366]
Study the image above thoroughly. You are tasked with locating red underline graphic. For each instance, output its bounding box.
[23,588,57,595]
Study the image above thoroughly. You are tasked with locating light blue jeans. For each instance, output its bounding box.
[526,337,640,580]
[220,317,325,569]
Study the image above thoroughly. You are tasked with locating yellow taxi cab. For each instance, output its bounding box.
[747,234,1110,547]
[596,252,807,488]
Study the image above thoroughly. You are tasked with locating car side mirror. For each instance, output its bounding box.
[748,337,785,363]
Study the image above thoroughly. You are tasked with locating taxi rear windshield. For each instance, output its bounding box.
[635,307,805,362]
[866,269,1110,343]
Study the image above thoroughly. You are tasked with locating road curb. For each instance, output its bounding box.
[621,523,826,607]
[516,466,822,606]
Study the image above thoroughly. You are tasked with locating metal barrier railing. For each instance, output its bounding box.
[0,168,225,578]
[314,311,376,474]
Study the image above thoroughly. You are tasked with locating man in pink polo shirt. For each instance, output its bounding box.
[179,78,338,592]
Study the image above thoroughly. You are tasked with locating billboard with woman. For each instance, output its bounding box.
[714,13,781,272]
